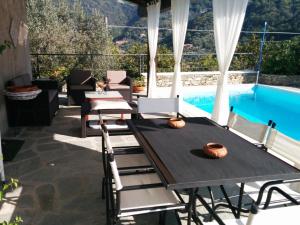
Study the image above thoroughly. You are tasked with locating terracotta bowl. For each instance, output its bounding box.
[203,143,228,159]
[168,117,185,129]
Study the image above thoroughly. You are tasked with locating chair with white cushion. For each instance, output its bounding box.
[106,152,185,225]
[137,96,183,119]
[244,128,300,209]
[226,106,273,147]
[206,204,300,225]
[101,124,153,199]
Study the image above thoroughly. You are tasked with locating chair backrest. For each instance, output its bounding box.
[246,204,300,225]
[108,153,123,191]
[101,124,113,154]
[101,124,123,190]
[107,71,126,84]
[227,111,271,144]
[265,128,300,167]
[69,70,92,85]
[6,74,32,87]
[138,97,179,114]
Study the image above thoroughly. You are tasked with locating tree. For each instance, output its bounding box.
[27,0,116,81]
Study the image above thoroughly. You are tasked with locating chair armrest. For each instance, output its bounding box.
[123,77,133,87]
[89,77,97,90]
[32,79,58,90]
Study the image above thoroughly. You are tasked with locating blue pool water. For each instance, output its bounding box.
[184,85,300,140]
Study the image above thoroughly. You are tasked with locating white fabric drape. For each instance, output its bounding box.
[0,133,5,182]
[170,0,190,98]
[147,1,160,98]
[211,0,248,125]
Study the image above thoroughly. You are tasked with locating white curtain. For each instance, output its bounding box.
[0,133,5,182]
[147,1,161,98]
[170,0,190,98]
[211,0,248,125]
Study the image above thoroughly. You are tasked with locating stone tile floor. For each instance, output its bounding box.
[0,107,248,225]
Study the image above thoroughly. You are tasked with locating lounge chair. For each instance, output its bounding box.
[106,70,133,102]
[66,69,96,105]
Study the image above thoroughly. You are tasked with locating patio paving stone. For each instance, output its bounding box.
[36,184,56,211]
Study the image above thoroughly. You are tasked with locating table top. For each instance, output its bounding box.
[128,117,300,190]
[85,91,123,99]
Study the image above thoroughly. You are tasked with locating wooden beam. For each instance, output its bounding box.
[125,0,171,17]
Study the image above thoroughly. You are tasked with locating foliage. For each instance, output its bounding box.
[132,76,145,87]
[27,0,116,80]
[119,43,147,78]
[0,179,22,225]
[199,54,218,71]
[0,41,11,55]
[157,45,174,72]
[262,36,300,75]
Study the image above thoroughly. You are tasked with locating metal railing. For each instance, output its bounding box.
[30,52,257,80]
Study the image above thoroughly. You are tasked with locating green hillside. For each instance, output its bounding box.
[75,0,299,52]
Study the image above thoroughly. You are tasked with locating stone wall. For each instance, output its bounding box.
[259,74,300,87]
[0,0,31,133]
[142,71,257,87]
[143,72,300,88]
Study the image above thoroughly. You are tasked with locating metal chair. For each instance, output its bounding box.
[106,151,185,225]
[137,95,183,119]
[226,106,273,147]
[101,124,153,199]
[206,204,300,225]
[244,128,300,209]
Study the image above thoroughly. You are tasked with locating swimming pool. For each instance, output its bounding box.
[184,85,300,140]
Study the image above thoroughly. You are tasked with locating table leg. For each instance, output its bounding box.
[197,194,226,225]
[207,186,215,221]
[192,189,203,225]
[237,183,245,218]
[187,189,195,225]
[212,184,249,219]
[186,188,203,225]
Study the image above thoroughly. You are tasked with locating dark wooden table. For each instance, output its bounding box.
[127,117,300,225]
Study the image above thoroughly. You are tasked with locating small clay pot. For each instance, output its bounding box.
[133,86,145,93]
[168,117,185,129]
[203,143,228,159]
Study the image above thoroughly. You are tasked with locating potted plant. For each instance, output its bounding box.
[132,76,146,93]
[0,178,23,225]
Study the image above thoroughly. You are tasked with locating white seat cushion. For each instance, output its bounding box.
[120,187,182,212]
[115,154,151,169]
[91,100,132,110]
[88,120,128,131]
[120,173,161,187]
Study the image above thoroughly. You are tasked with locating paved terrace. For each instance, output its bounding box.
[0,104,249,225]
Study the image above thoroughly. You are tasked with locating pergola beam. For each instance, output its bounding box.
[125,0,171,16]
